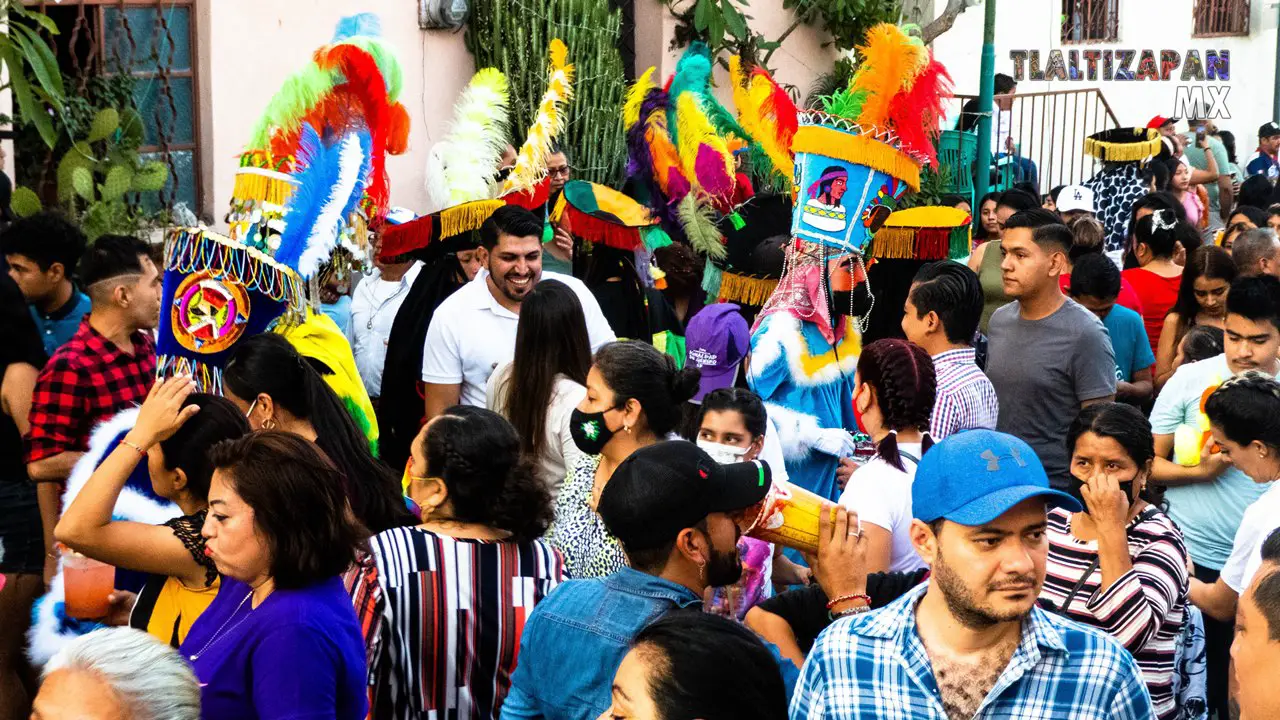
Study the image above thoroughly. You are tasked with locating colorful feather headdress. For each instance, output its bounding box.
[502,39,574,199]
[228,13,411,260]
[157,13,403,413]
[790,23,952,254]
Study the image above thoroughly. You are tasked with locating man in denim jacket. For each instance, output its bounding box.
[501,441,773,720]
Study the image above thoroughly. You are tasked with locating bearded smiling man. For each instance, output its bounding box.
[419,205,614,419]
[790,430,1155,719]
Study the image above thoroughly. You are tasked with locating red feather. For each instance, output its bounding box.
[754,67,797,148]
[313,45,395,224]
[887,56,952,164]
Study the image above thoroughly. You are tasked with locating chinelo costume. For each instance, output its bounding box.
[748,23,951,502]
[1082,127,1163,255]
[28,13,408,663]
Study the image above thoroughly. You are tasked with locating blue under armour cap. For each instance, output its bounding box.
[912,429,1083,525]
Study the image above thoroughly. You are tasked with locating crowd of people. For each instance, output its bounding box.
[6,23,1280,720]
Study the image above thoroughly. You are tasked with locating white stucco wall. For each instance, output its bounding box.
[930,0,1277,158]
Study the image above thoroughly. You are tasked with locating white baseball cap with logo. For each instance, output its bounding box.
[1056,184,1095,214]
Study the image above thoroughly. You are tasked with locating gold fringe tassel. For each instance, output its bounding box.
[792,125,922,190]
[1084,131,1162,162]
[232,169,297,206]
[439,200,505,239]
[868,228,917,259]
[717,272,779,306]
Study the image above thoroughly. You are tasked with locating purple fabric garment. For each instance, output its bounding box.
[180,575,368,720]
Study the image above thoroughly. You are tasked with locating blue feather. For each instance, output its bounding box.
[333,13,381,41]
[275,125,342,273]
[336,130,373,233]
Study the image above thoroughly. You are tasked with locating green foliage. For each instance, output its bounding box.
[465,0,629,186]
[897,163,951,210]
[0,4,68,150]
[15,101,170,242]
[784,0,903,50]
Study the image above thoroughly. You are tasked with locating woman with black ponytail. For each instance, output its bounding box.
[547,341,701,578]
[223,333,415,535]
[368,406,564,717]
[838,339,936,574]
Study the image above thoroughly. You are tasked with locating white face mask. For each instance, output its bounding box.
[697,439,749,465]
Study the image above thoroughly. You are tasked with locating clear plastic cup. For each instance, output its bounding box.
[62,550,115,619]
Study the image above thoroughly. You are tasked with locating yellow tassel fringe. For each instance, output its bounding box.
[1084,129,1162,162]
[868,228,917,259]
[718,272,779,306]
[232,168,297,206]
[439,200,504,239]
[793,125,921,190]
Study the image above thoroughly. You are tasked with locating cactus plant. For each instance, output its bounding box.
[13,107,170,241]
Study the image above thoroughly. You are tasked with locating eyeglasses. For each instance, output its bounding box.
[547,165,571,177]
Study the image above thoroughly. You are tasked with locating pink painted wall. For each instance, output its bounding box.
[195,0,837,225]
[197,0,474,224]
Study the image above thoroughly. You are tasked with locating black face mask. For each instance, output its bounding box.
[570,408,616,455]
[830,284,873,318]
[1066,474,1135,513]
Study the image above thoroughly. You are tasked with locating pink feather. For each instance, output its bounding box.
[694,146,734,198]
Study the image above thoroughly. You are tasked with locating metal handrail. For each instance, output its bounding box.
[951,88,1122,192]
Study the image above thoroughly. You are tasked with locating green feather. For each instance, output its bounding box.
[248,65,340,150]
[678,194,726,262]
[822,88,868,122]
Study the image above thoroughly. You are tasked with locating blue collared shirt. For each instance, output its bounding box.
[790,582,1154,719]
[29,288,90,357]
[500,568,701,720]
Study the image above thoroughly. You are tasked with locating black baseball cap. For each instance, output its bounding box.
[597,441,772,552]
[1260,122,1280,139]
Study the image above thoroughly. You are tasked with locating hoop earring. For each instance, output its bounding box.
[263,417,277,430]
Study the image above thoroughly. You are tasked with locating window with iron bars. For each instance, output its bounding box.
[19,0,200,217]
[1061,0,1119,43]
[1193,0,1250,37]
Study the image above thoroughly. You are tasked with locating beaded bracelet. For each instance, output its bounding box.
[825,593,871,610]
[119,440,148,459]
[829,604,872,621]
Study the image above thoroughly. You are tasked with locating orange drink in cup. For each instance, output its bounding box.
[62,550,114,619]
[741,481,834,555]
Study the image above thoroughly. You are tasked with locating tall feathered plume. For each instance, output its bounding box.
[848,24,927,129]
[667,43,748,146]
[886,55,951,163]
[730,56,798,182]
[503,39,574,195]
[275,125,372,278]
[677,193,725,262]
[624,67,690,216]
[675,93,735,203]
[426,68,510,208]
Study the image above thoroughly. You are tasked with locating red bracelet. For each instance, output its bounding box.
[825,593,871,610]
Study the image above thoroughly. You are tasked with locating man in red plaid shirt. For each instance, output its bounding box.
[24,234,161,580]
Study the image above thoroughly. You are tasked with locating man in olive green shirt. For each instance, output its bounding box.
[1184,118,1235,228]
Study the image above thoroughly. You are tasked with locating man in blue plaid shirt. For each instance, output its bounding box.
[791,430,1155,719]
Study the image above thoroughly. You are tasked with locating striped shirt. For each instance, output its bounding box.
[791,582,1154,719]
[368,527,565,719]
[929,348,999,440]
[1041,506,1189,720]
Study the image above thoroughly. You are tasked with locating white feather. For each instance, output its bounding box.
[430,69,510,206]
[298,133,368,278]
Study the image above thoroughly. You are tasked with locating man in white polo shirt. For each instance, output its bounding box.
[421,205,614,419]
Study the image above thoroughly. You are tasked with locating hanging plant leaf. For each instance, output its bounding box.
[2,46,57,149]
[723,1,748,39]
[10,23,66,108]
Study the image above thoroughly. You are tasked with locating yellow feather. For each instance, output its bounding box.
[850,23,926,129]
[503,40,576,195]
[625,67,658,128]
[675,93,733,198]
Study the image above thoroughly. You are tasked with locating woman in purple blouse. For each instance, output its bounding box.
[180,432,368,719]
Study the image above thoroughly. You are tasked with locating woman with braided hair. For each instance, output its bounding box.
[1191,371,1280,625]
[368,406,564,718]
[837,339,936,574]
